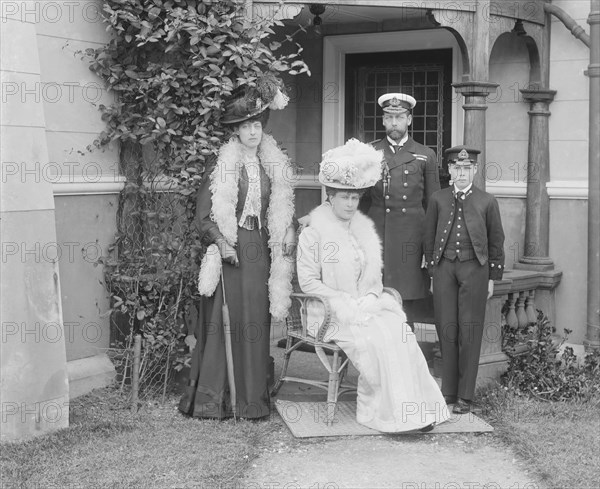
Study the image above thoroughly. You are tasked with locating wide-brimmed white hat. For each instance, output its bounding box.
[318,138,383,189]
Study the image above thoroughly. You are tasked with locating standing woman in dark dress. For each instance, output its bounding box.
[179,76,297,419]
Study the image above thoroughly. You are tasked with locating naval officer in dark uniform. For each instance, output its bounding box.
[359,93,440,328]
[424,146,505,414]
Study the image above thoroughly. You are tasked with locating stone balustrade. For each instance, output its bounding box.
[479,268,562,384]
[434,268,562,385]
[505,290,537,330]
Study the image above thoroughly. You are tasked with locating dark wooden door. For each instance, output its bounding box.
[345,49,453,186]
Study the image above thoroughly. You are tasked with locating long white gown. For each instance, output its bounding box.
[297,204,450,432]
[336,234,450,432]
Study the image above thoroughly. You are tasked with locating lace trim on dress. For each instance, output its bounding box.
[238,156,262,229]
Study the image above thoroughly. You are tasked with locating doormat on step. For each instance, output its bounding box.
[275,400,493,438]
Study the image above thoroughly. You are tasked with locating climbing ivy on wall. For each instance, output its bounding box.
[88,0,308,172]
[86,0,309,392]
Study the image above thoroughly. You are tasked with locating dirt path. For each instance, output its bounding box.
[241,429,541,489]
[247,326,544,489]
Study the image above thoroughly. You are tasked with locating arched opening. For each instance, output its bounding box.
[486,31,534,268]
[442,27,471,81]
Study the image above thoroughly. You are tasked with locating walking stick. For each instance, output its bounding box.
[221,268,237,422]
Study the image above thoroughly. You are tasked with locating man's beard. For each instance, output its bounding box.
[386,128,405,141]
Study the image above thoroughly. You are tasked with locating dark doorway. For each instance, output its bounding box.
[345,49,453,187]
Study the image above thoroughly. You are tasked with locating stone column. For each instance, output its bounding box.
[453,82,499,190]
[514,89,556,271]
[1,13,69,441]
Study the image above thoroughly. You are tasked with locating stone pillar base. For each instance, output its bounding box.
[514,257,555,271]
[474,352,510,388]
[67,354,116,399]
[584,338,600,351]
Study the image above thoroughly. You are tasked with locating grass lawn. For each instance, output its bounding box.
[1,387,286,488]
[478,384,600,489]
[4,382,599,489]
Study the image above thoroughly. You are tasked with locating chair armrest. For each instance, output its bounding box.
[382,287,402,306]
[290,292,334,342]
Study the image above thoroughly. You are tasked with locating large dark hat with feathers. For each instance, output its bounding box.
[221,73,289,125]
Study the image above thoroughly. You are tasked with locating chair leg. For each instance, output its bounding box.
[271,335,294,396]
[339,353,348,386]
[326,351,342,425]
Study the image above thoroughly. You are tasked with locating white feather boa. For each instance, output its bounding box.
[197,134,295,320]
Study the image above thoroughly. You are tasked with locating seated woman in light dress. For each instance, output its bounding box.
[296,138,450,432]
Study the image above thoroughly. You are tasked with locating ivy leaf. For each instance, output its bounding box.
[271,61,288,71]
[148,7,161,20]
[87,0,311,377]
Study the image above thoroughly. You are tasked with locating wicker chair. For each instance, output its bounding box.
[271,289,356,426]
[271,249,402,425]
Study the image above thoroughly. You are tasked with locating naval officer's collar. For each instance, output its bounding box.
[453,183,473,200]
[387,134,408,152]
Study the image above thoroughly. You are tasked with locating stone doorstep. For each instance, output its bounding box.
[67,353,116,399]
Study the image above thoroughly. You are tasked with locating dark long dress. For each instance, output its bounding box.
[179,160,272,419]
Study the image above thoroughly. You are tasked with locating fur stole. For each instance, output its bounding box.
[305,204,404,327]
[197,134,295,320]
[308,203,383,295]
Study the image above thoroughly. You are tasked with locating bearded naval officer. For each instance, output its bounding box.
[359,92,440,329]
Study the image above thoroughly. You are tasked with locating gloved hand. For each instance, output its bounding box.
[357,293,377,309]
[216,238,239,267]
[282,226,297,257]
[487,279,494,300]
[184,334,197,350]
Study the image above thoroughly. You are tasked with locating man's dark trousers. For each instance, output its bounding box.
[433,256,488,401]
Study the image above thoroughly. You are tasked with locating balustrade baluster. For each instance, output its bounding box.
[516,291,528,329]
[505,293,518,329]
[525,289,537,324]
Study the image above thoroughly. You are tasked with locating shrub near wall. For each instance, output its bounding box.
[502,310,600,401]
[87,0,309,394]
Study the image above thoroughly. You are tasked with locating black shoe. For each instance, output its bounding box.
[452,398,471,414]
[444,395,457,405]
[419,423,435,432]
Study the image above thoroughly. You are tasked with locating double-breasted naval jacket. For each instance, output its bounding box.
[423,186,506,281]
[359,136,440,300]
